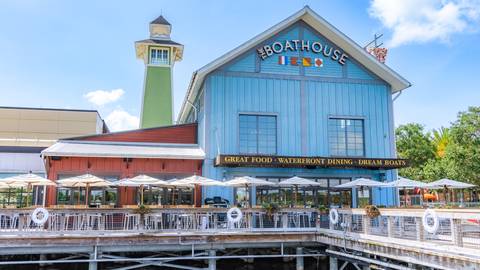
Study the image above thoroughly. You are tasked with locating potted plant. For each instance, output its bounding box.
[262,202,280,218]
[133,204,152,216]
[317,204,329,214]
[365,205,381,218]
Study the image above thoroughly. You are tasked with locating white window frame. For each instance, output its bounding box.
[150,48,170,66]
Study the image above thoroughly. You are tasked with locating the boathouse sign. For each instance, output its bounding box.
[215,155,408,169]
[256,39,349,65]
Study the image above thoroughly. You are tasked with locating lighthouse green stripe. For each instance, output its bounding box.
[141,65,173,128]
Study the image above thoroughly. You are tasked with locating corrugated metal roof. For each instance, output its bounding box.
[41,140,205,159]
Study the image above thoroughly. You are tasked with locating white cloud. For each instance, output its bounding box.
[83,88,125,106]
[369,0,480,47]
[105,109,139,131]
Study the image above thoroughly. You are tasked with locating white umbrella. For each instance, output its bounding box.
[426,178,476,203]
[426,178,476,189]
[385,177,428,207]
[2,173,56,207]
[170,175,224,206]
[279,176,323,205]
[170,175,225,187]
[385,177,428,188]
[334,178,387,208]
[58,174,112,205]
[2,173,56,186]
[117,175,169,205]
[224,176,276,187]
[224,176,276,207]
[334,178,388,189]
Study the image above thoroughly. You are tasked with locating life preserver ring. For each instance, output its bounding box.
[227,207,243,223]
[329,208,339,225]
[31,207,49,225]
[422,209,439,234]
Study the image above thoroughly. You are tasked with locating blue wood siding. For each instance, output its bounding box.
[225,53,255,72]
[302,27,344,78]
[197,22,398,206]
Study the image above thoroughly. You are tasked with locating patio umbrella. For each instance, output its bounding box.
[278,176,323,205]
[2,173,56,207]
[426,178,476,189]
[117,175,169,205]
[170,175,224,206]
[334,178,387,207]
[426,178,476,203]
[333,178,388,189]
[57,174,112,206]
[386,177,428,188]
[224,176,276,207]
[384,177,428,207]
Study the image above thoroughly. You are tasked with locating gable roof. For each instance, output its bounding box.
[177,6,411,123]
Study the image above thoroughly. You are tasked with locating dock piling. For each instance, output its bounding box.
[208,250,216,270]
[296,247,304,270]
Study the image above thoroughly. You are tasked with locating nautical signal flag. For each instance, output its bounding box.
[278,55,289,65]
[302,57,312,67]
[278,56,324,68]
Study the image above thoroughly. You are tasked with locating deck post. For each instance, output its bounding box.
[387,216,394,237]
[415,217,424,241]
[89,246,97,270]
[452,218,464,247]
[208,250,216,270]
[296,247,304,270]
[89,253,97,270]
[330,256,338,270]
[362,216,370,235]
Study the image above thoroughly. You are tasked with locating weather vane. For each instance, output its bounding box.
[365,33,388,63]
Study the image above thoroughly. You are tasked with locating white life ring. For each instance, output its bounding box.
[227,207,243,223]
[329,208,339,225]
[422,209,439,234]
[31,207,49,225]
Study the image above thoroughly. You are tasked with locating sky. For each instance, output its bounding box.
[0,0,479,131]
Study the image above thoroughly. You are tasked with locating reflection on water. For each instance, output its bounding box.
[0,257,330,270]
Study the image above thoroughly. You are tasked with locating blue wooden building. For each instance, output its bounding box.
[177,6,410,207]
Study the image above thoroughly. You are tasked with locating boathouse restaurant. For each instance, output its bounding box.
[33,7,409,208]
[176,6,410,208]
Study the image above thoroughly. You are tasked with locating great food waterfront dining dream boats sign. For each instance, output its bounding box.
[215,155,408,169]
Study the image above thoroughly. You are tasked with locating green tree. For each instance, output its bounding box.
[432,127,450,158]
[445,106,480,185]
[395,123,435,180]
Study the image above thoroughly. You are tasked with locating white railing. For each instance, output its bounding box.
[0,208,319,235]
[2,207,479,250]
[318,208,480,249]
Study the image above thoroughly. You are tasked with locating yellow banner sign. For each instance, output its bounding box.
[215,155,408,169]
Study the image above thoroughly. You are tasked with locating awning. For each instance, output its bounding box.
[41,140,205,160]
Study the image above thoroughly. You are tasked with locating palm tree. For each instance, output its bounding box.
[432,127,450,158]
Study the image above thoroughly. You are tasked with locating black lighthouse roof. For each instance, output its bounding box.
[150,15,171,25]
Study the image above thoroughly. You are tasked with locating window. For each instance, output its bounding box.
[328,118,364,156]
[255,177,351,208]
[239,114,277,155]
[150,48,169,65]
